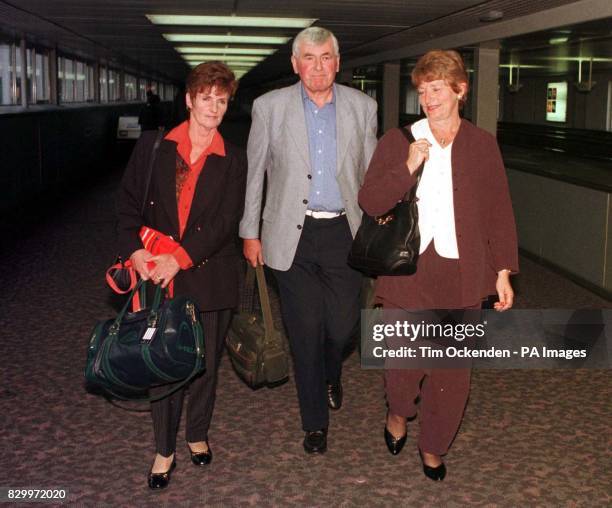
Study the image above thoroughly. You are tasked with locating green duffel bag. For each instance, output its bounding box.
[226,265,289,389]
[85,280,205,401]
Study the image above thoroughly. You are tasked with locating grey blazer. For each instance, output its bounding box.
[239,81,378,271]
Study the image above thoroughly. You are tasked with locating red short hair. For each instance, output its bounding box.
[186,61,238,99]
[411,50,469,106]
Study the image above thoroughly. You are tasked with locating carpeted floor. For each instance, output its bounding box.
[1,163,610,507]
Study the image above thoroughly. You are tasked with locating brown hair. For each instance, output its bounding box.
[411,50,469,106]
[186,61,238,99]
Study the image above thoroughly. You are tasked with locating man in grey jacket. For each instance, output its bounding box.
[240,26,377,454]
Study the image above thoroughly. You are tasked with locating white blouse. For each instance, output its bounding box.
[411,118,459,259]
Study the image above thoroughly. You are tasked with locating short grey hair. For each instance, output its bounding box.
[292,27,339,57]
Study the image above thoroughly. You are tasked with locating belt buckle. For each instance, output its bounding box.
[307,210,344,219]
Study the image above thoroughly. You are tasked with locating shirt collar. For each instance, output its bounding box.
[300,82,336,106]
[165,120,226,164]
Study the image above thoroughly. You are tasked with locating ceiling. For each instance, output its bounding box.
[0,0,610,86]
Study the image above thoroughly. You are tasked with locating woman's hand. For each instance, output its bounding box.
[494,270,514,311]
[406,138,432,174]
[148,253,180,289]
[130,249,153,280]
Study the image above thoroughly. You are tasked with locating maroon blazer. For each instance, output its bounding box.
[117,130,247,311]
[358,119,519,308]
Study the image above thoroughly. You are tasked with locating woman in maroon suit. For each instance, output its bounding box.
[359,50,518,481]
[117,62,246,489]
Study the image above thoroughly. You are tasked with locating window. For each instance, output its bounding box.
[87,65,95,101]
[164,84,175,101]
[108,68,120,101]
[403,86,420,115]
[124,73,137,100]
[0,41,17,105]
[15,44,23,104]
[138,78,147,101]
[26,47,50,104]
[75,60,86,101]
[607,81,612,132]
[60,57,75,102]
[100,66,108,102]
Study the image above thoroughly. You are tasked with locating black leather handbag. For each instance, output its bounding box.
[85,281,205,401]
[348,127,424,277]
[226,265,289,389]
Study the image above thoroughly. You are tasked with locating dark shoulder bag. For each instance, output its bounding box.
[348,127,425,277]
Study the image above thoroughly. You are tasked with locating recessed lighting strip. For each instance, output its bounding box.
[164,34,290,44]
[182,54,264,62]
[148,14,316,28]
[176,46,276,55]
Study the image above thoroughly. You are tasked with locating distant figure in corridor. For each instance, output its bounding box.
[117,62,246,490]
[359,50,518,481]
[240,26,378,454]
[139,89,163,131]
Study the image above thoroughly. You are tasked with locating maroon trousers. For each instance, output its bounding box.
[380,244,480,456]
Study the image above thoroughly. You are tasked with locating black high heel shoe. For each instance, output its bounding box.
[384,426,407,455]
[419,450,446,481]
[147,459,176,490]
[189,443,213,466]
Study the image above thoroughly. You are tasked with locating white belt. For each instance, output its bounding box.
[305,209,345,219]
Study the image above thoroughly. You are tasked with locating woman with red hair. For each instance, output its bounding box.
[117,61,246,489]
[359,50,518,481]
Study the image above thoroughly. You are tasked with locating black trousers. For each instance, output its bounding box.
[150,309,233,457]
[272,215,362,431]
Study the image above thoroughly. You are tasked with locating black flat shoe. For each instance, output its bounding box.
[147,459,176,490]
[327,381,343,410]
[419,450,446,481]
[189,444,213,466]
[384,426,407,455]
[303,429,328,454]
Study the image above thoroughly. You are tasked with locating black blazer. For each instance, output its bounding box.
[117,130,247,311]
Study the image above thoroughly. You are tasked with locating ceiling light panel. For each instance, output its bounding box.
[183,54,264,62]
[147,15,316,29]
[177,47,276,55]
[164,34,290,44]
[186,60,258,67]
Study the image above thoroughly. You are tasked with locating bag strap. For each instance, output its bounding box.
[398,126,425,201]
[140,127,165,216]
[105,261,137,294]
[254,265,275,340]
[109,280,164,335]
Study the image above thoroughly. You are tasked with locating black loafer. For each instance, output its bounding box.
[327,382,343,410]
[303,429,328,454]
[147,459,176,490]
[419,450,446,481]
[384,427,407,455]
[189,445,213,466]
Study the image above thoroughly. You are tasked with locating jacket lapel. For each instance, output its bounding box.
[284,82,311,170]
[335,85,352,175]
[184,153,229,233]
[156,140,180,235]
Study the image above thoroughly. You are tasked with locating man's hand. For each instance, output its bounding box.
[130,249,153,280]
[243,238,264,267]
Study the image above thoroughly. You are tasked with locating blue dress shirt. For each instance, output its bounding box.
[302,84,344,212]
